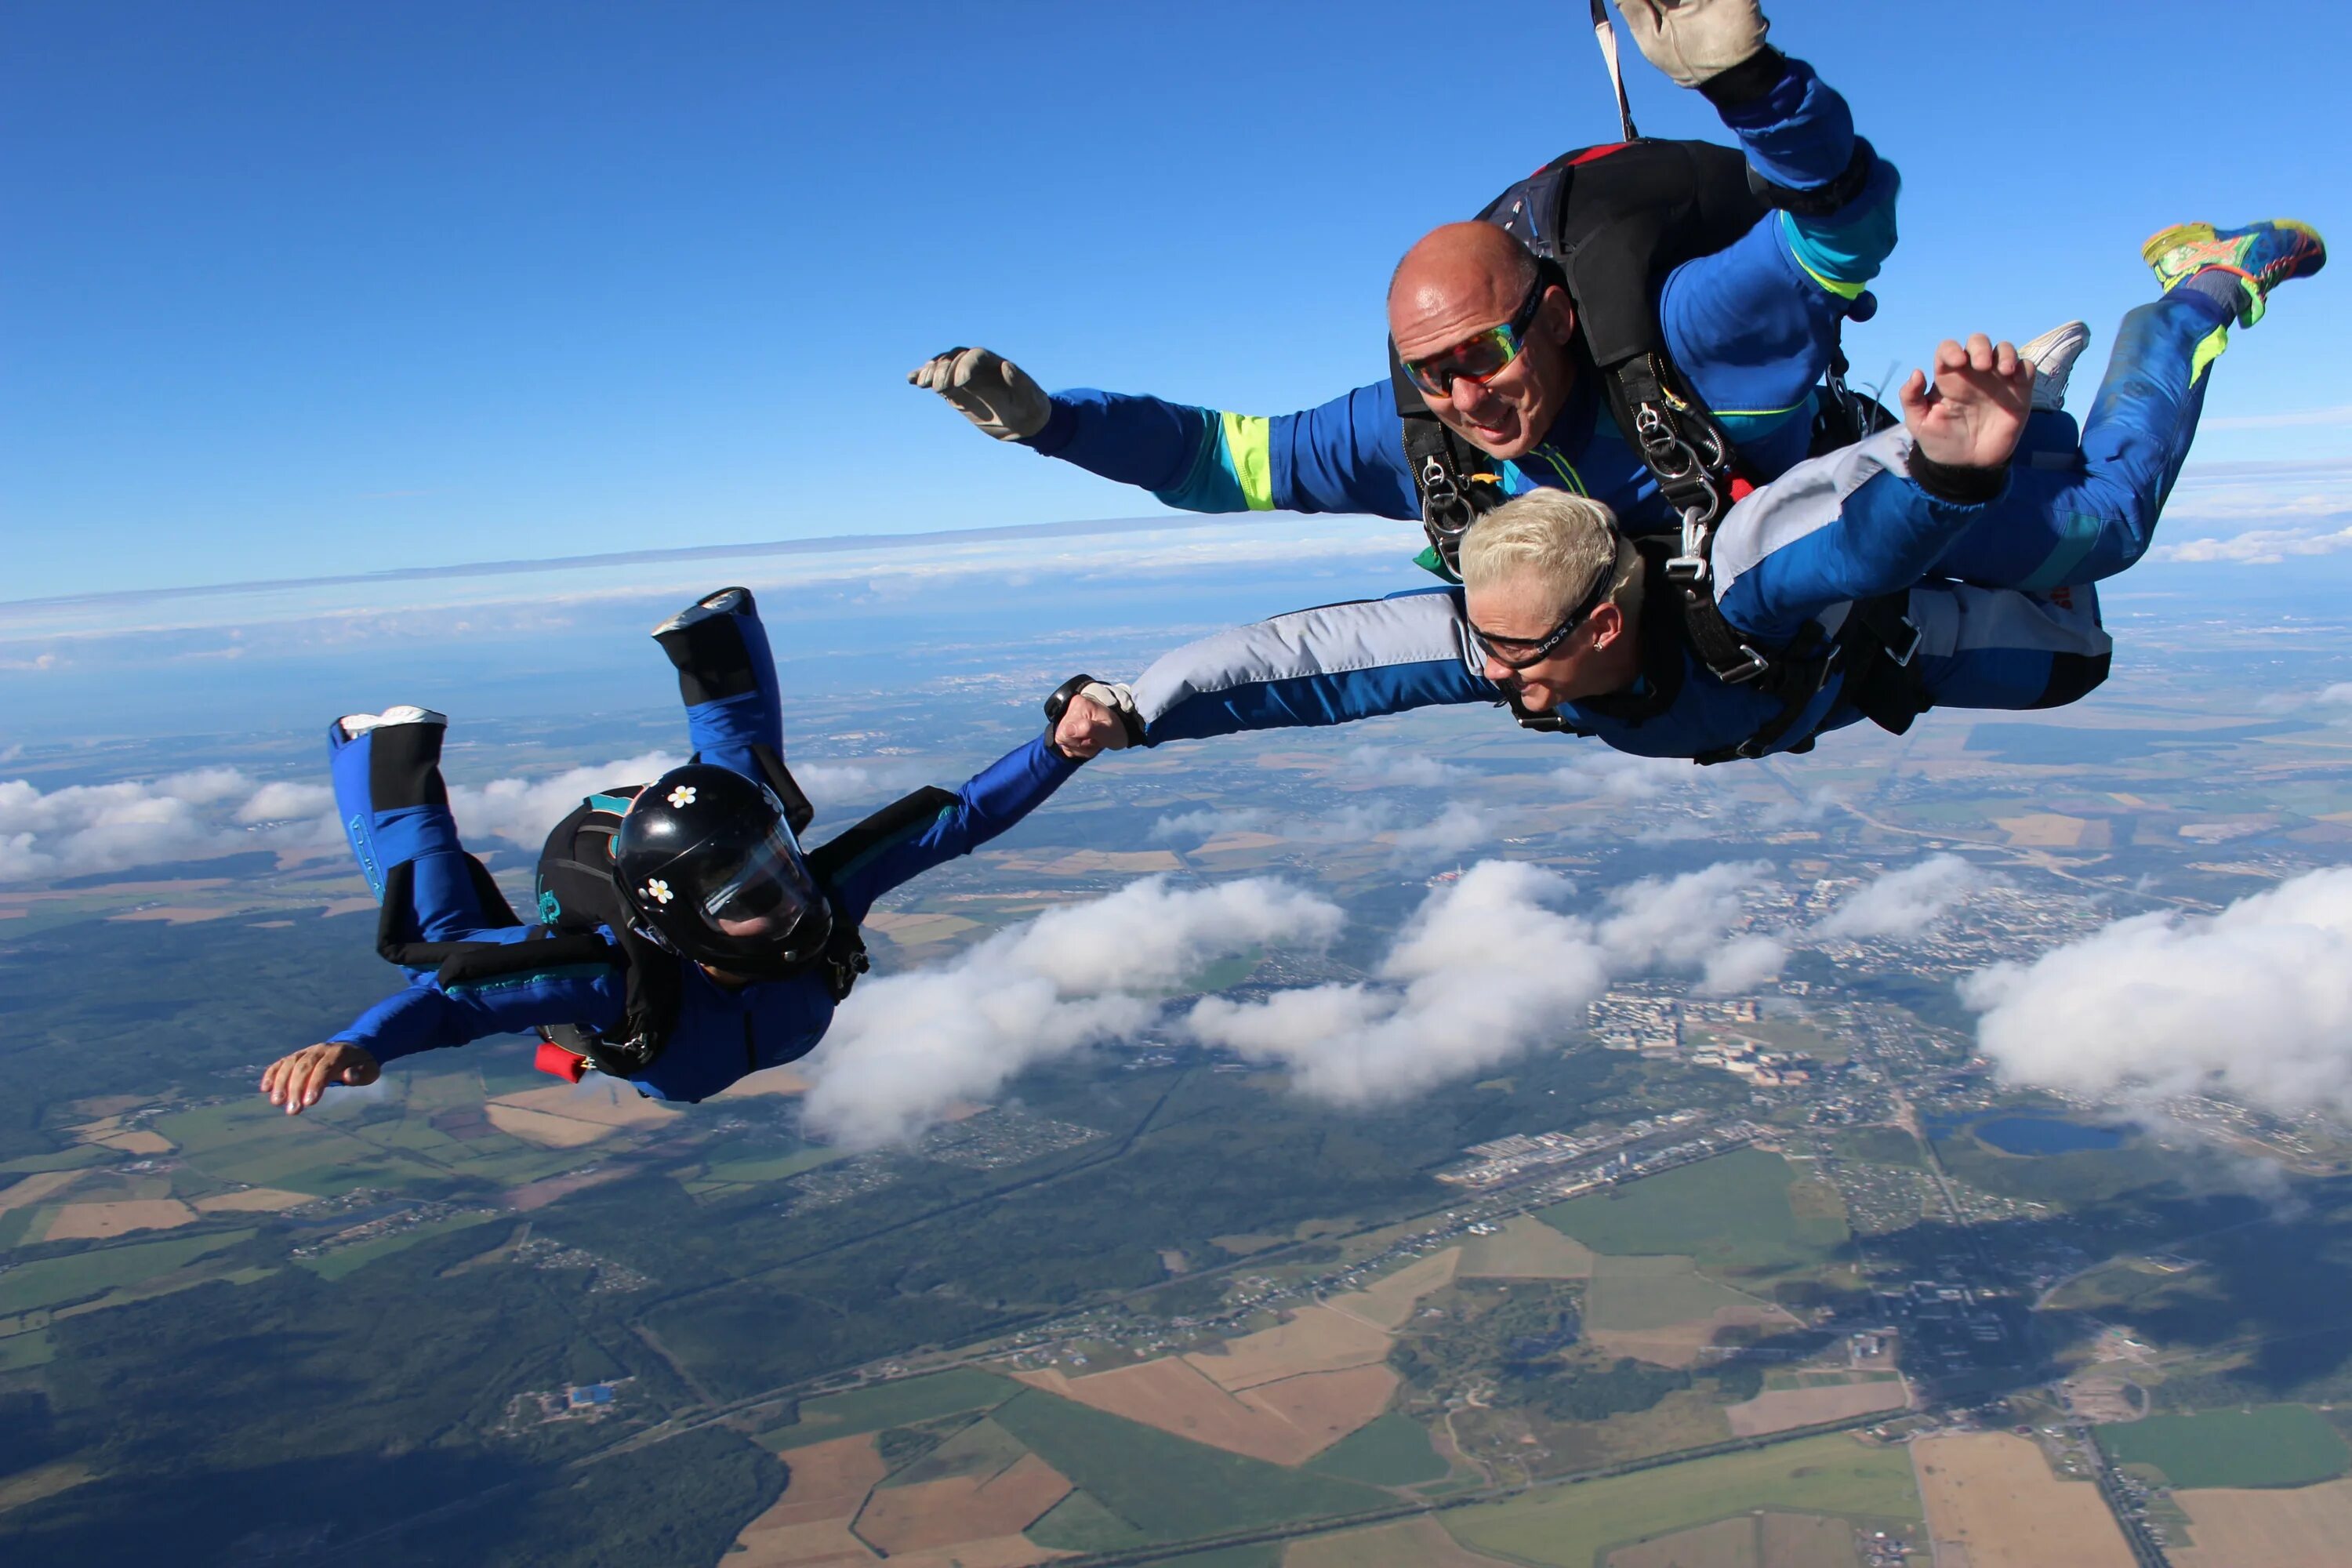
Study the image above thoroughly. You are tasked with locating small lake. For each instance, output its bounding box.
[1973,1116,2131,1155]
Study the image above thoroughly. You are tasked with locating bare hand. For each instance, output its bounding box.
[260,1042,379,1116]
[1054,693,1130,760]
[1899,334,2034,471]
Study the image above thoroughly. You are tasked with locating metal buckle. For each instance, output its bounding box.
[1886,617,1922,668]
[1664,554,1708,585]
[1719,645,1773,684]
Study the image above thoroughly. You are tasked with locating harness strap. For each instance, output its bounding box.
[1588,0,1640,143]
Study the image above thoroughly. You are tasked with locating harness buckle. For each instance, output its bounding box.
[1886,617,1921,668]
[1664,554,1708,586]
[1718,644,1774,685]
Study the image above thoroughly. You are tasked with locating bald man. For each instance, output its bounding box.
[916,0,1900,564]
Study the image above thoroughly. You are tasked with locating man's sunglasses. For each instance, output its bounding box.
[1401,277,1549,399]
[1468,564,1614,670]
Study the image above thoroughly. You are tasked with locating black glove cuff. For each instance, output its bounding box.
[1907,449,2010,506]
[1748,137,1877,218]
[1698,45,1788,110]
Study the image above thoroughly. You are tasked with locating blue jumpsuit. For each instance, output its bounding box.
[325,599,1078,1103]
[1019,56,1900,538]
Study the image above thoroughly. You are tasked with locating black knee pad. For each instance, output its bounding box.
[655,593,761,706]
[368,718,450,811]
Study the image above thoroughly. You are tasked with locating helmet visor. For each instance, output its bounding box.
[698,821,822,950]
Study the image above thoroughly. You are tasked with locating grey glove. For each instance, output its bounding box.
[908,347,1051,442]
[1613,0,1768,88]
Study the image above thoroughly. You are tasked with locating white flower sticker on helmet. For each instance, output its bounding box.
[644,878,674,906]
[667,785,697,808]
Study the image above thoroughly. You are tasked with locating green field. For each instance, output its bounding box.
[296,1213,501,1281]
[0,1147,107,1175]
[1537,1149,1846,1279]
[2097,1404,2352,1489]
[880,1414,1029,1488]
[760,1367,1016,1446]
[1827,1127,1926,1169]
[1582,1255,1762,1331]
[1025,1488,1153,1552]
[989,1387,1386,1540]
[0,1229,255,1315]
[0,1329,55,1370]
[699,1149,840,1185]
[1303,1412,1447,1487]
[1445,1432,1922,1568]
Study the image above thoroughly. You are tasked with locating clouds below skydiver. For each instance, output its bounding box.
[1965,865,2352,1118]
[804,859,1788,1145]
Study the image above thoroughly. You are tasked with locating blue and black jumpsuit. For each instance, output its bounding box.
[325,594,1079,1103]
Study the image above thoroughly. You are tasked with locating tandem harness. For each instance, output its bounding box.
[1387,116,1892,757]
[1501,539,1930,765]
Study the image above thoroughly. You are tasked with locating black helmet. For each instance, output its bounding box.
[612,764,833,980]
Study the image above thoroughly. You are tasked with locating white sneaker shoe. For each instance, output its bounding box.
[2019,321,2092,412]
[336,706,446,740]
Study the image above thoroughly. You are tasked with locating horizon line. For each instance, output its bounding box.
[0,511,1269,615]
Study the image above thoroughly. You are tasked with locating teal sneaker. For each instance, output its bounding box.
[2143,220,2327,327]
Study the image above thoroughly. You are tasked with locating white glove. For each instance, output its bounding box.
[908,347,1051,442]
[1613,0,1769,88]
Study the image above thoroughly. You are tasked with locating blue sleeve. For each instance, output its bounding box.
[1714,435,2012,643]
[331,956,626,1065]
[1664,56,1900,422]
[826,736,1080,921]
[1023,382,1417,520]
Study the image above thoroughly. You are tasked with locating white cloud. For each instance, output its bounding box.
[1817,855,1978,940]
[2153,525,2352,564]
[1555,752,1692,802]
[1150,807,1270,842]
[1962,866,2352,1115]
[446,752,684,848]
[1346,746,1469,788]
[802,877,1345,1148]
[790,760,932,806]
[0,771,335,882]
[1388,801,1494,858]
[1186,860,1784,1105]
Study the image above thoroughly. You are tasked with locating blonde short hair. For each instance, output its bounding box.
[1457,489,1640,619]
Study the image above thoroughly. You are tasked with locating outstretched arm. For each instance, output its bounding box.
[913,347,1421,521]
[822,736,1083,921]
[1713,336,2033,640]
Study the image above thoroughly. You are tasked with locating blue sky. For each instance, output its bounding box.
[4,0,2349,601]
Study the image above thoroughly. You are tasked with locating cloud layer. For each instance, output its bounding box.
[806,859,1788,1143]
[1817,854,1978,939]
[802,877,1345,1147]
[1963,866,2352,1114]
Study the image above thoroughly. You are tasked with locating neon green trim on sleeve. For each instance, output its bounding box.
[1221,412,1276,511]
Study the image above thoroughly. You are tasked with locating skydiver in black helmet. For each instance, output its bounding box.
[261,587,1096,1110]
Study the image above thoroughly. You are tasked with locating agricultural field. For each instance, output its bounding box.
[759,1368,1018,1447]
[987,1386,1387,1541]
[1723,1376,1910,1438]
[1913,1432,2135,1568]
[0,1229,254,1316]
[1285,1515,1510,1567]
[1537,1149,1849,1283]
[1442,1431,1922,1568]
[1301,1412,1448,1487]
[1460,1215,1597,1280]
[1604,1510,1872,1568]
[2172,1476,2352,1567]
[2097,1403,2352,1490]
